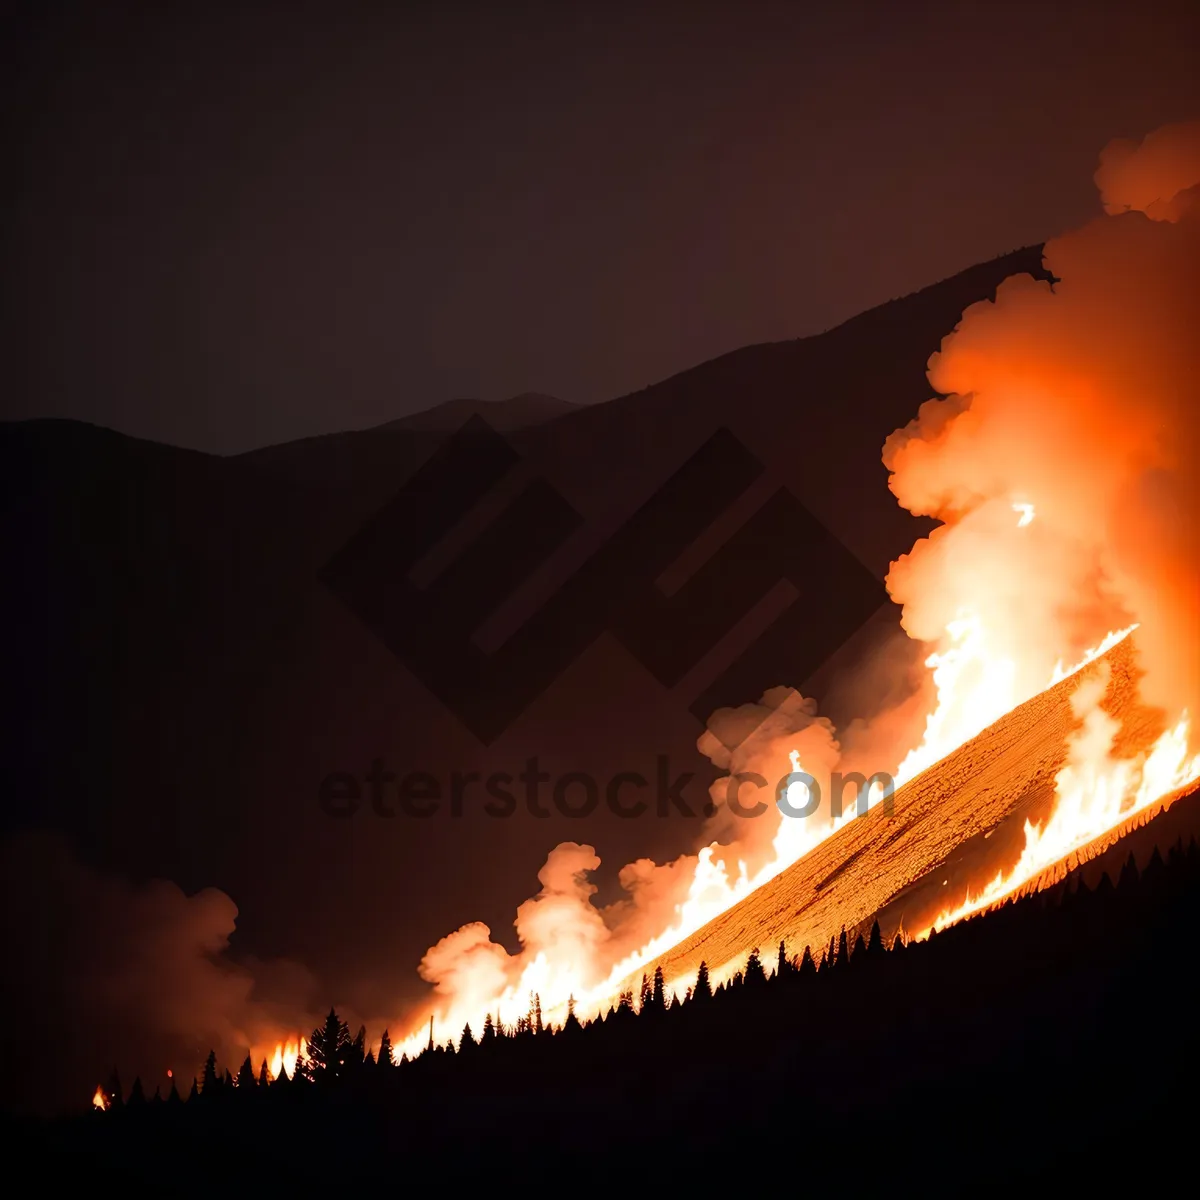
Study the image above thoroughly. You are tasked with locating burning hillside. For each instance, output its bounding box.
[619,632,1198,998]
[385,116,1200,1057]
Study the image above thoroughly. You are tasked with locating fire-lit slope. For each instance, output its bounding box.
[628,635,1191,994]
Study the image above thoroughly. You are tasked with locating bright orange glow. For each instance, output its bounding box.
[92,1085,108,1111]
[265,1035,305,1080]
[919,671,1200,938]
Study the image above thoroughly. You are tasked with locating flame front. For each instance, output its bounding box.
[921,699,1200,937]
[92,1085,108,1111]
[266,1036,305,1080]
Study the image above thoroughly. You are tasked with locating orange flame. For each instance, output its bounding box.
[92,1085,108,1111]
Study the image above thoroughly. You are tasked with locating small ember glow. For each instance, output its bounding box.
[1012,501,1035,526]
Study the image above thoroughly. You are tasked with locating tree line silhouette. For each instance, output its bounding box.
[41,834,1200,1187]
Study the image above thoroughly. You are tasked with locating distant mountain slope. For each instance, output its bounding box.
[373,393,578,433]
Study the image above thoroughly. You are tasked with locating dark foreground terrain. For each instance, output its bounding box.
[14,825,1199,1190]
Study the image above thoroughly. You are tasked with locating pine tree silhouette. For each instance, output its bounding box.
[347,1025,367,1072]
[776,940,790,978]
[638,973,653,1012]
[378,1029,395,1067]
[258,1059,270,1089]
[866,920,885,958]
[307,1007,351,1083]
[798,945,817,980]
[168,1079,182,1106]
[187,1078,199,1103]
[745,947,767,986]
[836,927,850,968]
[534,994,544,1035]
[236,1055,255,1090]
[482,1014,496,1045]
[564,994,583,1034]
[651,966,667,1012]
[694,961,713,1001]
[128,1076,145,1107]
[200,1051,219,1096]
[460,1023,476,1051]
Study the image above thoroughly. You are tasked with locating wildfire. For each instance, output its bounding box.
[92,1085,108,1111]
[390,615,1190,1058]
[920,699,1200,937]
[267,1036,306,1080]
[383,117,1200,1061]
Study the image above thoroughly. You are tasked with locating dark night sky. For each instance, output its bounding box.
[3,0,1198,454]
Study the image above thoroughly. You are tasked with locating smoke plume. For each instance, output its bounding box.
[885,116,1200,725]
[0,832,322,1115]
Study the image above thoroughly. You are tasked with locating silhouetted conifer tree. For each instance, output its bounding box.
[222,1069,234,1089]
[200,1051,219,1096]
[694,961,712,1001]
[378,1029,395,1067]
[460,1023,476,1051]
[776,940,790,978]
[128,1076,145,1107]
[745,947,766,986]
[187,1078,199,1103]
[151,1085,162,1105]
[482,1014,496,1044]
[798,945,816,980]
[534,994,544,1034]
[564,994,583,1034]
[347,1026,366,1071]
[258,1060,270,1089]
[307,1008,351,1083]
[866,920,885,958]
[639,973,653,1012]
[652,965,667,1012]
[236,1055,255,1090]
[836,928,850,968]
[168,1079,182,1105]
